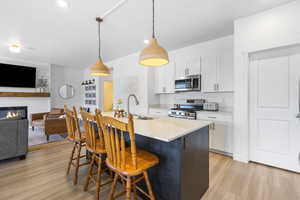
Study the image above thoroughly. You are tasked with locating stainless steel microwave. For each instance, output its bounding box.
[174,75,201,92]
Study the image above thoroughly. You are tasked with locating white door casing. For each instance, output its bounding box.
[249,55,300,172]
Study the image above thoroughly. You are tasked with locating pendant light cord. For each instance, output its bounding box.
[96,17,103,59]
[98,20,101,59]
[152,0,155,38]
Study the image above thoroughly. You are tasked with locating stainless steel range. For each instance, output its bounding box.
[168,99,205,120]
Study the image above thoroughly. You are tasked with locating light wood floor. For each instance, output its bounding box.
[0,143,299,200]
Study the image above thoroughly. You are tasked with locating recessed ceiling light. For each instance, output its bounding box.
[9,44,21,53]
[144,39,150,44]
[56,0,69,8]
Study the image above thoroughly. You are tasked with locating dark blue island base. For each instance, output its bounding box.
[133,125,209,200]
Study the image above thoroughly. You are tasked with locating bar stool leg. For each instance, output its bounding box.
[84,153,95,191]
[144,171,155,200]
[66,143,76,175]
[132,177,138,200]
[126,176,132,200]
[109,173,119,200]
[96,155,102,200]
[73,142,82,185]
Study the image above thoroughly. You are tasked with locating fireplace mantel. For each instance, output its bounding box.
[0,92,50,97]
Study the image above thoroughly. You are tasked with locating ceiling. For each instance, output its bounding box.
[0,0,295,68]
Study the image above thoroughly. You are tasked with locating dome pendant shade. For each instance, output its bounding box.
[139,38,169,67]
[90,58,110,76]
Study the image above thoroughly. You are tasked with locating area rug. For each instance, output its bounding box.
[28,127,66,146]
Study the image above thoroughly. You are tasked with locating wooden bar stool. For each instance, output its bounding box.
[97,114,159,200]
[81,109,113,200]
[64,105,88,185]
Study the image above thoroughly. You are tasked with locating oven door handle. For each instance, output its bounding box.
[297,78,300,118]
[190,78,194,89]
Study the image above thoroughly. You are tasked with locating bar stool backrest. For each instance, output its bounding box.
[97,114,137,170]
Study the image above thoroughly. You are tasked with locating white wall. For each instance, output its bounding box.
[0,56,51,119]
[83,55,151,114]
[170,35,233,61]
[51,65,85,109]
[107,53,149,114]
[234,0,300,162]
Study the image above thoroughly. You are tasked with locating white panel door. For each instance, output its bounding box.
[250,55,300,172]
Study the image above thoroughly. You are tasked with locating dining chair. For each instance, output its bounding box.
[97,114,159,200]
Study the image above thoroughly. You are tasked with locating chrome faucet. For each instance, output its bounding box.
[127,94,139,115]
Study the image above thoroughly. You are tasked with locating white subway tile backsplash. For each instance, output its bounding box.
[159,92,233,112]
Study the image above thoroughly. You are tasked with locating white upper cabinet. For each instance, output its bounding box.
[217,52,234,92]
[189,56,201,76]
[154,62,175,94]
[201,56,218,92]
[175,56,189,78]
[175,56,201,78]
[201,52,233,93]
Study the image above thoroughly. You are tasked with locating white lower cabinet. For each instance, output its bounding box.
[197,112,233,155]
[211,121,233,154]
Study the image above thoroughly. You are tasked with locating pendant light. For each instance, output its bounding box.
[139,0,169,67]
[90,17,111,76]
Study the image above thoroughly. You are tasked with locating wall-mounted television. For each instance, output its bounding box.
[0,63,36,88]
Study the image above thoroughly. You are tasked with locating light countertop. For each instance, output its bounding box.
[102,112,212,142]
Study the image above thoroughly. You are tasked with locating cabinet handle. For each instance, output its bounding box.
[216,84,219,91]
[209,123,215,130]
[208,116,217,119]
[214,84,217,91]
[186,68,189,76]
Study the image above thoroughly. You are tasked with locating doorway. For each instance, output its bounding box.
[103,81,114,112]
[249,51,300,173]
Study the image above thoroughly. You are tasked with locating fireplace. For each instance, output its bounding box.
[0,106,27,121]
[0,106,28,161]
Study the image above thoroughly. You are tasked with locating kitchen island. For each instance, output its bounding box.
[102,112,211,200]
